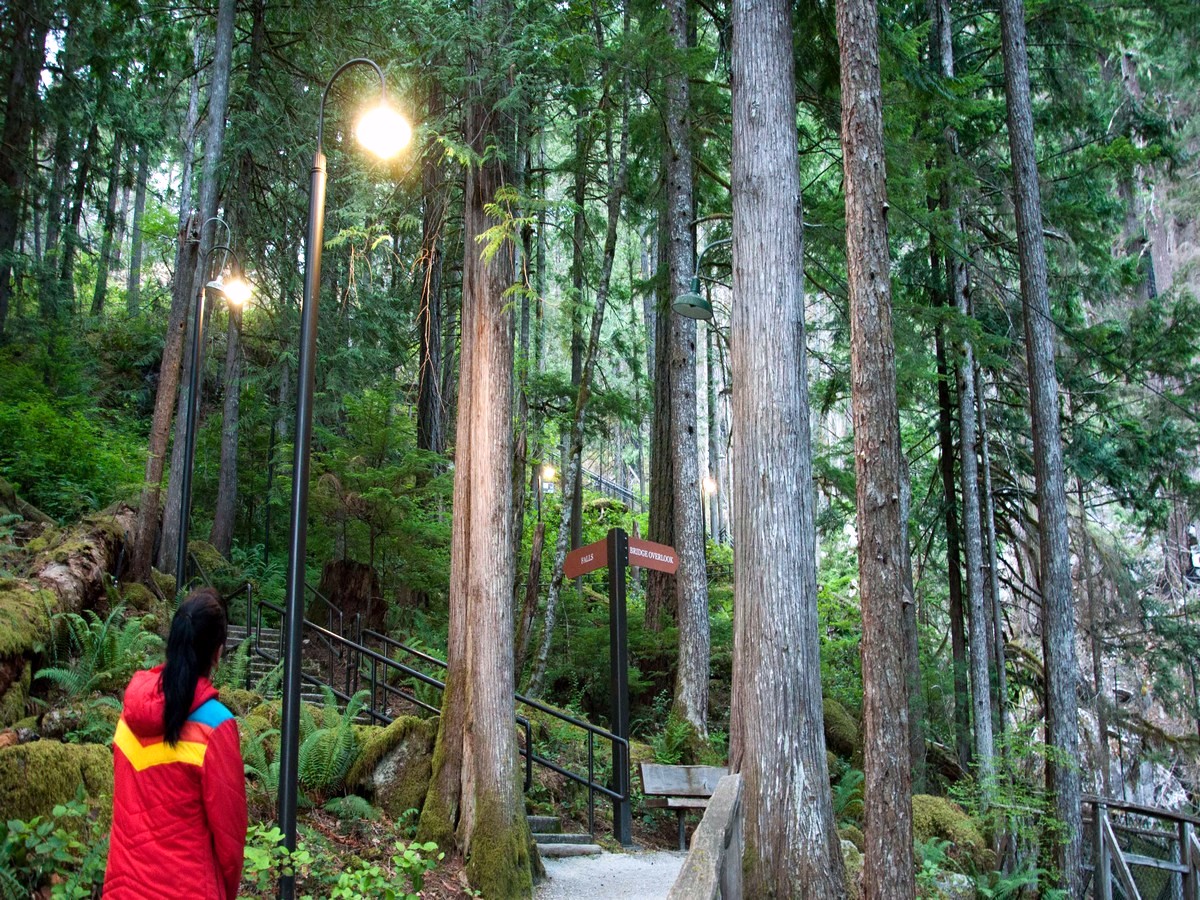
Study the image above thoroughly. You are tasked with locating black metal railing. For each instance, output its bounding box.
[1084,795,1200,899]
[248,599,627,838]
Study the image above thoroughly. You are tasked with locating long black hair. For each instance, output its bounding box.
[162,587,227,745]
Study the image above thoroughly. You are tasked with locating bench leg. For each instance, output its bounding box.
[677,810,687,851]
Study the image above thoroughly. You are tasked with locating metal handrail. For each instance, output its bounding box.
[247,601,627,837]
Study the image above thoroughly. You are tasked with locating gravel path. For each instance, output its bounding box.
[534,850,687,900]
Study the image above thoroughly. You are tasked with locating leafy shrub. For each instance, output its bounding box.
[298,688,369,796]
[0,792,108,900]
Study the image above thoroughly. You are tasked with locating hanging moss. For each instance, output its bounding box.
[0,740,113,823]
[911,794,994,870]
[346,716,437,819]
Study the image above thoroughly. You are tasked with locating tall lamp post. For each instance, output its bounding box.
[278,58,411,900]
[175,240,252,596]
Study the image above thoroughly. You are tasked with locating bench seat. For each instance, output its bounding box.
[639,763,729,850]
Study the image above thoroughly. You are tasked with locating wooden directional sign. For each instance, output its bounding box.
[628,537,680,574]
[564,538,608,578]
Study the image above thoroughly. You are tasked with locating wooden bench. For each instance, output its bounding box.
[638,762,729,850]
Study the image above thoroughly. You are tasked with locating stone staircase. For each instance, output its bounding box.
[527,815,602,858]
[225,624,328,706]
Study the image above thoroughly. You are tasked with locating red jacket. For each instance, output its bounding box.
[104,667,247,899]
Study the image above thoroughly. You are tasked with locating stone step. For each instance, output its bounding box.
[533,833,592,845]
[536,843,603,858]
[527,815,561,834]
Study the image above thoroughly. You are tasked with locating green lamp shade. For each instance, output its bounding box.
[673,276,713,320]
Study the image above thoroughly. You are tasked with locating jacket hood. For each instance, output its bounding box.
[122,665,219,737]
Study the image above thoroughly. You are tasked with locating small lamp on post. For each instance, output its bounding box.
[278,58,411,900]
[175,241,252,598]
[672,236,731,321]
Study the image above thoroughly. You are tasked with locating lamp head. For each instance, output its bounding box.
[356,103,412,158]
[541,464,556,482]
[673,276,713,320]
[703,476,718,496]
[208,275,252,308]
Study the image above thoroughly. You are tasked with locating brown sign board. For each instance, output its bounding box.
[564,539,608,578]
[628,537,679,574]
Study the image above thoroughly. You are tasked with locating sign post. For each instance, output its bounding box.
[566,528,678,847]
[607,527,633,846]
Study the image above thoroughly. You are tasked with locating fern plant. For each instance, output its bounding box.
[35,605,162,700]
[211,637,252,690]
[298,687,369,796]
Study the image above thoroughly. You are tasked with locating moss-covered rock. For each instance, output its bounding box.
[841,839,863,900]
[187,541,245,594]
[839,824,865,852]
[823,697,860,759]
[0,581,53,659]
[120,582,158,612]
[0,740,113,822]
[150,568,176,600]
[912,794,993,871]
[347,715,438,819]
[0,661,32,727]
[218,687,264,717]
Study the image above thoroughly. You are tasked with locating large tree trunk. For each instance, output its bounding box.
[838,0,916,892]
[90,134,125,316]
[0,0,50,338]
[131,7,235,583]
[665,0,710,746]
[729,0,844,894]
[997,0,1083,886]
[418,4,538,894]
[156,0,237,577]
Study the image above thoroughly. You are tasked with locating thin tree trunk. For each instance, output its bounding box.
[1078,478,1110,797]
[646,201,674,631]
[976,368,1007,736]
[514,522,545,678]
[900,454,927,791]
[934,273,971,772]
[997,0,1083,885]
[113,147,132,273]
[209,311,242,554]
[838,0,916,890]
[527,64,630,701]
[0,0,50,339]
[91,134,125,315]
[417,81,447,455]
[126,142,150,314]
[665,0,710,745]
[730,0,844,894]
[59,116,101,313]
[569,117,587,556]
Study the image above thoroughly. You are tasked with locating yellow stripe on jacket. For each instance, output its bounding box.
[113,720,208,770]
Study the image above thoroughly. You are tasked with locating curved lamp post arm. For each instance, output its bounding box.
[673,236,731,320]
[316,58,387,151]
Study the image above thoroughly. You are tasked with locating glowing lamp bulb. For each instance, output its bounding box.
[356,104,412,159]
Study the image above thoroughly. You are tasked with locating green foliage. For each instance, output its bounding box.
[211,638,253,691]
[242,825,315,896]
[36,605,162,701]
[830,763,865,827]
[297,688,369,796]
[0,791,108,900]
[329,840,442,900]
[0,346,145,520]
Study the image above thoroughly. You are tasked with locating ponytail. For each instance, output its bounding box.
[162,587,227,745]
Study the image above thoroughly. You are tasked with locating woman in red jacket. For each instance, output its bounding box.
[105,587,248,899]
